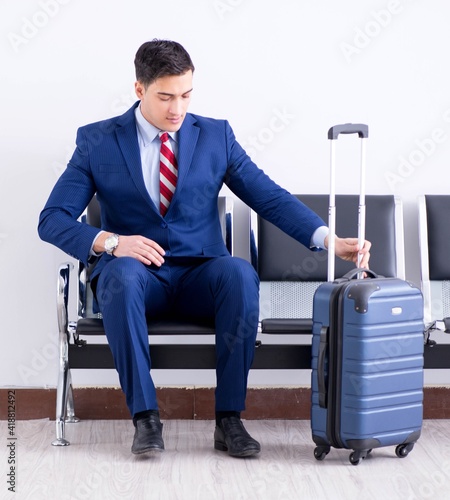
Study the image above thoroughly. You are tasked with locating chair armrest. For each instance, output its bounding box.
[57,263,73,337]
[225,197,234,255]
[218,196,234,255]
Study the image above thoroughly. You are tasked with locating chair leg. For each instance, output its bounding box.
[52,262,75,446]
[52,361,71,446]
[65,371,80,424]
[52,320,72,446]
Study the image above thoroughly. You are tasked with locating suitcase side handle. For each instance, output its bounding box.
[318,326,328,409]
[328,123,369,140]
[334,267,379,283]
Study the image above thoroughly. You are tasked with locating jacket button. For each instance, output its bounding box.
[160,222,168,228]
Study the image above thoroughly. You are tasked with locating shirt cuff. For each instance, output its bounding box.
[310,226,329,250]
[90,230,104,256]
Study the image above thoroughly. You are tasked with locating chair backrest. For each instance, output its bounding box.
[254,194,404,320]
[77,195,233,319]
[86,195,232,250]
[418,195,450,326]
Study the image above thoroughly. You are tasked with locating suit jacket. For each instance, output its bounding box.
[38,102,325,282]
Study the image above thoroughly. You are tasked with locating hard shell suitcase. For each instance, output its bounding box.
[310,124,424,465]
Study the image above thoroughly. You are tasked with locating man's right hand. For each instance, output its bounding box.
[94,233,165,267]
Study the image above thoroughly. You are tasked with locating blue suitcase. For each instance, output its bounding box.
[310,124,424,465]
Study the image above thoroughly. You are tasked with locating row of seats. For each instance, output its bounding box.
[51,193,450,446]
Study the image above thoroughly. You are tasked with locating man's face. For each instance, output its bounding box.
[135,70,193,132]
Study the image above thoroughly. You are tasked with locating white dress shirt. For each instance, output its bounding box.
[135,105,178,209]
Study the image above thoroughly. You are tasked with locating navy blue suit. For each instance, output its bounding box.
[39,102,325,416]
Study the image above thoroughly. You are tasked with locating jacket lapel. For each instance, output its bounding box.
[115,102,158,211]
[114,105,199,216]
[171,113,199,206]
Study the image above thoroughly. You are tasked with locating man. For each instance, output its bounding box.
[38,40,371,458]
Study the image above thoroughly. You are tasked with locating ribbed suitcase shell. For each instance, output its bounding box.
[311,276,424,464]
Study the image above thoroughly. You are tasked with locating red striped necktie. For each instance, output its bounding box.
[159,131,178,216]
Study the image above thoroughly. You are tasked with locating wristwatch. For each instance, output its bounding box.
[104,233,119,255]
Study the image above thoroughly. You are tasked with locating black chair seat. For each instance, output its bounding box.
[260,318,313,334]
[77,318,216,336]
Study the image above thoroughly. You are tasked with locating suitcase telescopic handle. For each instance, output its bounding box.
[327,123,369,281]
[328,123,369,140]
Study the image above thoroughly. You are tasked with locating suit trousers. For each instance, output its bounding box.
[95,255,260,417]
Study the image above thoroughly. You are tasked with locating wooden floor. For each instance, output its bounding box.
[2,419,450,500]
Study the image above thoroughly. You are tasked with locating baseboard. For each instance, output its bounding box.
[1,386,449,420]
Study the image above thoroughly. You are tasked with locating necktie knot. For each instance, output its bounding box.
[159,131,169,143]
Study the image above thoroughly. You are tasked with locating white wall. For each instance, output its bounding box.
[2,0,449,389]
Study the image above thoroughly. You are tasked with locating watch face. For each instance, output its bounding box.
[105,235,118,252]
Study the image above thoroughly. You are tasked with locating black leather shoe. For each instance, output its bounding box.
[131,415,164,455]
[214,416,260,457]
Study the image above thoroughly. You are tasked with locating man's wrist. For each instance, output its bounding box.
[93,232,115,254]
[311,226,329,250]
[104,233,120,255]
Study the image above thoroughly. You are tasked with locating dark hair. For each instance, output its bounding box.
[134,39,195,87]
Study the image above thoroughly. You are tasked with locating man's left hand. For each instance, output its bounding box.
[324,235,371,269]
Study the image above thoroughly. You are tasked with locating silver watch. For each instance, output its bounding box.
[104,233,119,255]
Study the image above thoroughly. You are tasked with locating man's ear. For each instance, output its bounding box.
[134,81,145,99]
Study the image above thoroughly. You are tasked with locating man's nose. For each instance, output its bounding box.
[169,98,183,116]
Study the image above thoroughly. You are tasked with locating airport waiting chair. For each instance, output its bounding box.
[251,194,405,368]
[418,195,450,365]
[52,195,233,446]
[54,193,443,447]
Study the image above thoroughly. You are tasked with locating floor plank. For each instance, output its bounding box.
[1,419,450,499]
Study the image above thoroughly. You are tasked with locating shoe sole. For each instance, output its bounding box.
[214,440,260,457]
[132,446,164,456]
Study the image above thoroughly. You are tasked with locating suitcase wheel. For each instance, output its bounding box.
[349,449,371,466]
[314,446,330,461]
[395,443,414,458]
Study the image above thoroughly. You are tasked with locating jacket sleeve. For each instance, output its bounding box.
[38,127,101,265]
[223,121,326,249]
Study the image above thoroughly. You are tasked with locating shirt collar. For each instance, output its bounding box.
[135,105,178,146]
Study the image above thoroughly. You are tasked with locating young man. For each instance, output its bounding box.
[38,40,371,458]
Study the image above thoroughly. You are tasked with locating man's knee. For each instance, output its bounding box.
[96,258,147,307]
[216,257,259,289]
